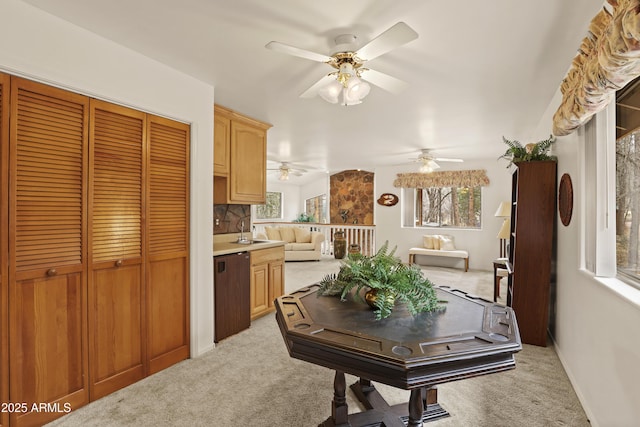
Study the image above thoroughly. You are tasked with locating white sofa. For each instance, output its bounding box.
[259,226,325,261]
[408,234,469,272]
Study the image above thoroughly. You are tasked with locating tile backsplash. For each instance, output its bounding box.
[214,204,251,234]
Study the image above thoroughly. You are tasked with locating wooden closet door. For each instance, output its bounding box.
[88,100,146,400]
[9,77,89,427]
[146,115,190,374]
[0,72,9,427]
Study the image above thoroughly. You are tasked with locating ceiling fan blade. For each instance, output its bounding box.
[355,22,418,61]
[434,157,464,163]
[300,74,336,98]
[265,41,332,63]
[360,69,408,94]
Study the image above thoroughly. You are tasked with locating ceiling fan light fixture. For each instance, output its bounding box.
[337,62,355,86]
[419,159,440,173]
[319,80,342,103]
[345,76,370,101]
[278,167,290,181]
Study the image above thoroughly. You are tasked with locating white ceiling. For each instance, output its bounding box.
[24,0,603,184]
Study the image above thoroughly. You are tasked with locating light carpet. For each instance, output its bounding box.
[47,258,589,426]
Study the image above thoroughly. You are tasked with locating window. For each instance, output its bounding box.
[305,194,327,223]
[615,77,640,284]
[255,191,282,220]
[414,187,481,228]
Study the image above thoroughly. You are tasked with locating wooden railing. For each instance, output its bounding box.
[253,222,376,256]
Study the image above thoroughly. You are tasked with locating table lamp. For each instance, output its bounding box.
[494,201,511,258]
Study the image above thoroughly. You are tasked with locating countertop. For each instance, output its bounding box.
[213,236,285,257]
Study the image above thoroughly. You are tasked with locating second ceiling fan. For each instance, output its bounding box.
[414,149,463,173]
[265,22,418,105]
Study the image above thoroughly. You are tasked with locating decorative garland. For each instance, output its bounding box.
[553,0,640,136]
[393,170,490,189]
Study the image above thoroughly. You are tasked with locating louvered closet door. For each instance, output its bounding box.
[146,114,190,374]
[8,77,89,427]
[0,72,10,427]
[88,100,146,399]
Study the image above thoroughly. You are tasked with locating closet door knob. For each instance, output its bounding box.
[115,259,123,267]
[46,268,57,277]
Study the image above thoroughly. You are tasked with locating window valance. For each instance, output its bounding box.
[553,0,640,136]
[393,170,490,189]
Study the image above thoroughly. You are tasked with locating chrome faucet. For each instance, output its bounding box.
[237,220,250,243]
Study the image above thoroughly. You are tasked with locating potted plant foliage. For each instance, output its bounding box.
[317,241,444,320]
[499,134,556,167]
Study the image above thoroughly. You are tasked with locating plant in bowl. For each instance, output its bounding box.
[317,241,444,320]
[499,134,556,167]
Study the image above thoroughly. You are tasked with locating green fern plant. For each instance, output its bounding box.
[499,134,556,167]
[317,241,444,320]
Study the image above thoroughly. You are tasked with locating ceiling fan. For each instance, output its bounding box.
[267,162,308,181]
[265,22,418,105]
[413,149,464,173]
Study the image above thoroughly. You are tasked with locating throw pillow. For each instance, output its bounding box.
[439,235,456,251]
[279,227,296,243]
[265,227,281,241]
[423,235,435,249]
[431,235,442,250]
[294,227,312,243]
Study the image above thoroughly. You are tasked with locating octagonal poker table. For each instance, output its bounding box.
[275,284,521,427]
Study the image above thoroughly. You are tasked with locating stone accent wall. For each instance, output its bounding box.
[214,204,251,234]
[330,170,374,225]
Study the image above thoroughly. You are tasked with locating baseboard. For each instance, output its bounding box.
[549,334,599,427]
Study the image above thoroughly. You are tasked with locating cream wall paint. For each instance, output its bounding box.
[0,0,215,356]
[374,159,512,270]
[532,90,640,426]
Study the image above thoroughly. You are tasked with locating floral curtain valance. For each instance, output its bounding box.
[393,170,490,189]
[553,0,640,136]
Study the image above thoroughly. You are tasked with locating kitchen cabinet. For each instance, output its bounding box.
[213,112,230,176]
[213,105,270,205]
[507,161,556,346]
[250,246,285,320]
[214,252,250,342]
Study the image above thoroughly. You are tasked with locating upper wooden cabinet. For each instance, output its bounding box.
[213,105,271,205]
[213,113,230,176]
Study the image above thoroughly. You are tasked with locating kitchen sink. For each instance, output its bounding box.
[234,239,269,245]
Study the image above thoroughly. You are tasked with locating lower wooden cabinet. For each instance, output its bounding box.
[250,246,285,320]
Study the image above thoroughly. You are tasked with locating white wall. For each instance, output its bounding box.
[532,90,640,426]
[374,159,512,270]
[0,0,215,356]
[300,174,331,222]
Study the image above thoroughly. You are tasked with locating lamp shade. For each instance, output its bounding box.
[494,201,511,217]
[497,219,511,239]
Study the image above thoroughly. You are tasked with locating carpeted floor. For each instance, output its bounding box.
[47,258,590,426]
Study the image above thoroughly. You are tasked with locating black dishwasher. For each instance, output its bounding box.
[214,251,250,342]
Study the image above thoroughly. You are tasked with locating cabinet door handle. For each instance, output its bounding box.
[115,259,123,267]
[46,268,57,277]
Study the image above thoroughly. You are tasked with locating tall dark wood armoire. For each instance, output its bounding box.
[508,161,556,346]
